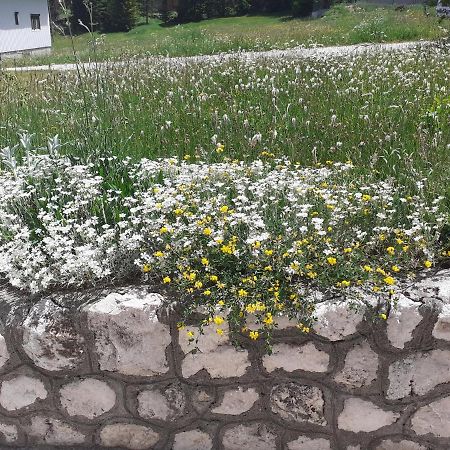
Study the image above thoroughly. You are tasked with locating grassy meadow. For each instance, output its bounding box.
[0,11,449,338]
[3,4,450,67]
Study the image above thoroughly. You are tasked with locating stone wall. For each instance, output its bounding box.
[0,270,449,450]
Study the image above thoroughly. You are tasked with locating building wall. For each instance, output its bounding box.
[0,0,51,55]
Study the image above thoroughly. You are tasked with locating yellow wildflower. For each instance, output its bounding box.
[249,331,259,340]
[327,257,337,265]
[386,247,395,255]
[424,260,432,268]
[203,228,212,236]
[216,328,224,336]
[391,265,400,273]
[214,316,224,325]
[263,313,274,325]
[143,264,152,273]
[201,257,209,266]
[220,205,229,213]
[154,251,164,258]
[163,276,171,284]
[384,276,396,286]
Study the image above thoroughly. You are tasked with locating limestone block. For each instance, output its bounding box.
[411,269,450,303]
[22,298,85,371]
[0,423,18,443]
[263,342,329,373]
[287,436,332,450]
[27,416,86,445]
[313,301,363,341]
[411,395,450,437]
[0,335,9,369]
[222,423,277,450]
[433,303,450,341]
[99,423,159,449]
[334,341,378,388]
[338,398,399,433]
[386,295,422,349]
[191,388,215,414]
[387,349,450,399]
[0,375,47,410]
[212,387,259,415]
[137,383,185,421]
[173,430,213,450]
[180,325,250,378]
[86,289,171,376]
[60,378,116,419]
[375,440,426,450]
[270,383,326,426]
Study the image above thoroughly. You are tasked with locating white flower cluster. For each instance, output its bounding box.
[0,141,445,296]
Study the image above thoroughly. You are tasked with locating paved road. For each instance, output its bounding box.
[4,40,432,72]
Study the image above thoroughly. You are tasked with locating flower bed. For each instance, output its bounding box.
[0,138,447,346]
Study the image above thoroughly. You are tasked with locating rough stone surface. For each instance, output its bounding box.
[180,325,250,378]
[0,335,9,369]
[374,440,426,450]
[338,398,399,432]
[86,289,171,376]
[191,388,215,414]
[334,341,378,388]
[0,375,47,410]
[173,430,213,450]
[287,436,332,450]
[313,301,363,340]
[271,383,326,426]
[0,423,18,443]
[0,278,449,449]
[99,423,159,449]
[433,303,450,341]
[27,416,86,445]
[412,270,450,303]
[263,342,329,373]
[60,378,116,419]
[387,349,450,399]
[22,298,85,371]
[222,423,277,450]
[411,396,450,437]
[212,387,259,415]
[386,295,423,348]
[137,383,185,421]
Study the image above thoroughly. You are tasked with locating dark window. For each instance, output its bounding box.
[30,14,41,30]
[14,12,19,25]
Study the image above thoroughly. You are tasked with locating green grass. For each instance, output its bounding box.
[2,4,449,67]
[1,43,449,204]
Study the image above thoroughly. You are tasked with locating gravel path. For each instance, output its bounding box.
[5,40,431,72]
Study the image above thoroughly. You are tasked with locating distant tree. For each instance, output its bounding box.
[139,0,156,24]
[104,0,139,32]
[291,0,314,17]
[70,0,92,32]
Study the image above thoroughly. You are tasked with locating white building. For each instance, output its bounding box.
[0,0,52,58]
